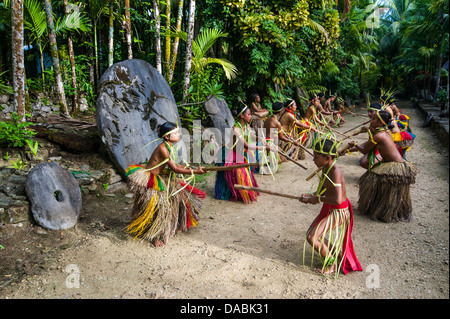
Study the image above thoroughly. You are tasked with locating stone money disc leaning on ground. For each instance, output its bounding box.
[25,162,82,230]
[96,59,188,177]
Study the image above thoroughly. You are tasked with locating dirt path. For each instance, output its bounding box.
[0,100,448,299]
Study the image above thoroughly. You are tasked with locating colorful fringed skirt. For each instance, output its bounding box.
[392,131,416,159]
[357,160,418,223]
[214,148,259,203]
[125,164,205,244]
[303,199,363,277]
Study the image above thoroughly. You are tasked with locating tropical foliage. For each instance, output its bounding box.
[0,0,448,130]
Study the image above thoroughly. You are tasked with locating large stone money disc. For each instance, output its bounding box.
[96,59,187,177]
[26,162,82,230]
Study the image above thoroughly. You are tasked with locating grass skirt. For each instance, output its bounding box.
[214,149,259,203]
[303,199,362,277]
[357,160,418,222]
[125,165,205,244]
[279,126,306,160]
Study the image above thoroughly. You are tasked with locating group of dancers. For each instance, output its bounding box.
[124,91,417,277]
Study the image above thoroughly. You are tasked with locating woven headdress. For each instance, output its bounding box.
[312,132,342,156]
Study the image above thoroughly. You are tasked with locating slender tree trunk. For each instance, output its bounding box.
[94,24,100,83]
[183,0,196,101]
[39,45,45,91]
[168,0,184,84]
[64,0,79,113]
[108,1,114,67]
[435,52,442,101]
[446,69,449,110]
[152,0,162,74]
[124,0,132,59]
[44,0,69,117]
[11,0,25,120]
[164,0,171,78]
[343,0,351,18]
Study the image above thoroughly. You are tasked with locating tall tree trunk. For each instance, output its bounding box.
[44,0,69,117]
[434,52,442,101]
[64,0,79,113]
[343,0,351,18]
[11,0,25,120]
[152,0,162,74]
[94,24,100,83]
[168,0,184,84]
[39,44,45,91]
[164,0,171,79]
[183,0,196,101]
[108,0,114,67]
[446,69,449,110]
[124,0,132,59]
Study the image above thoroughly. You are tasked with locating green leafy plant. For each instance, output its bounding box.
[8,159,27,170]
[26,139,42,160]
[3,152,11,161]
[0,113,36,148]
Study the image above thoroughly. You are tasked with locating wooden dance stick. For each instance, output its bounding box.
[338,127,365,143]
[202,162,261,172]
[306,167,323,181]
[277,147,307,170]
[349,111,369,119]
[327,126,352,139]
[234,185,300,200]
[343,119,371,135]
[337,143,354,157]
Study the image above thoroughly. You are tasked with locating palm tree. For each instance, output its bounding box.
[44,0,69,116]
[23,0,89,91]
[11,0,25,120]
[182,0,195,101]
[176,28,238,102]
[167,0,184,84]
[152,0,162,74]
[124,0,132,59]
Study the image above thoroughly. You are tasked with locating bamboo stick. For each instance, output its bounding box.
[338,127,365,143]
[203,162,261,172]
[349,111,369,119]
[306,167,323,181]
[233,185,300,200]
[337,143,355,157]
[277,147,307,170]
[283,134,314,157]
[343,119,371,135]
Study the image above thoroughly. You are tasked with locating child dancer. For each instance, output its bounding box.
[343,110,418,222]
[300,135,362,277]
[125,122,206,247]
[214,103,273,203]
[279,99,315,160]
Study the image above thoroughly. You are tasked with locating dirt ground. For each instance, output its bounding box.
[0,100,448,300]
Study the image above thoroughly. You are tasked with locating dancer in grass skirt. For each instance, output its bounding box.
[126,122,206,247]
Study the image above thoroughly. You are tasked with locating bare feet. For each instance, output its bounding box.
[153,238,165,247]
[316,263,336,275]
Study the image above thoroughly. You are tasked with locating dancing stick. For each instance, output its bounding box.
[342,119,371,135]
[277,147,307,170]
[338,105,356,113]
[203,162,261,172]
[306,167,323,181]
[337,143,354,157]
[234,185,300,200]
[338,127,365,143]
[349,111,369,119]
